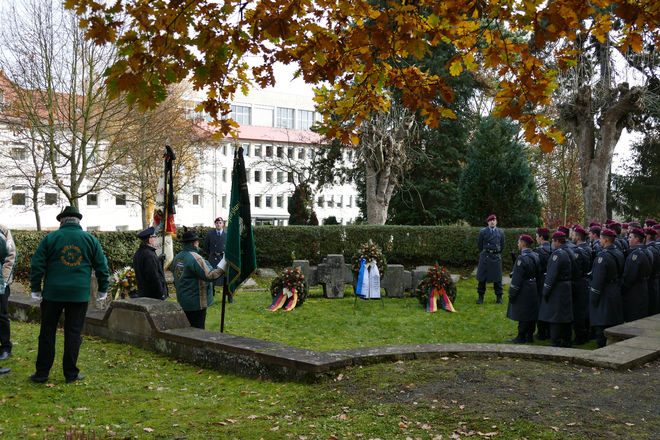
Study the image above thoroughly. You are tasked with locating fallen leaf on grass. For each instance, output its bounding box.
[57,417,66,423]
[247,415,259,420]
[625,423,635,426]
[549,426,559,432]
[212,421,227,426]
[269,426,280,431]
[143,428,154,432]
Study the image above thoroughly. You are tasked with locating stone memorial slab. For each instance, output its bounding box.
[381,264,405,298]
[316,254,347,298]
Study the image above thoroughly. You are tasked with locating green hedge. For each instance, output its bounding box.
[10,225,538,282]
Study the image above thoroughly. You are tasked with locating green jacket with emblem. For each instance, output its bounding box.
[172,244,224,312]
[30,222,110,302]
[0,225,17,290]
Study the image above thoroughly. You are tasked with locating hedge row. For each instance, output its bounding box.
[11,225,537,282]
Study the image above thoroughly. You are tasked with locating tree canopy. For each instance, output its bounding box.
[65,0,659,150]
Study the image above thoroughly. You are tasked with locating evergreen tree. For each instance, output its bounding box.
[458,117,542,227]
[288,182,316,225]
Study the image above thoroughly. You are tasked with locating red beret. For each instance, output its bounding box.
[629,228,646,239]
[214,217,224,223]
[536,227,549,234]
[600,229,617,238]
[622,223,629,228]
[645,218,658,226]
[557,225,570,233]
[644,227,657,237]
[552,231,566,239]
[519,234,534,244]
[605,218,614,225]
[486,215,497,222]
[589,226,602,233]
[654,224,660,231]
[589,222,602,228]
[629,222,641,228]
[574,225,587,235]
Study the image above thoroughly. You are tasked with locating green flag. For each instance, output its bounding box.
[225,146,257,295]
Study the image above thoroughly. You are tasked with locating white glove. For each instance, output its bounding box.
[31,291,42,300]
[216,257,227,272]
[97,291,108,302]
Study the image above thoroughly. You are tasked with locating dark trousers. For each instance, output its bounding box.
[593,326,608,348]
[536,320,550,339]
[518,320,536,341]
[35,299,88,380]
[0,285,11,353]
[549,323,573,347]
[184,309,207,329]
[477,281,503,296]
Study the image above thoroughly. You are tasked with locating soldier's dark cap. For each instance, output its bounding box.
[519,234,534,244]
[574,225,587,235]
[588,222,602,228]
[629,228,646,239]
[552,231,566,239]
[609,222,622,233]
[56,205,83,221]
[486,214,497,222]
[179,227,199,243]
[645,218,658,226]
[557,225,570,233]
[629,221,642,228]
[571,224,581,230]
[214,217,224,223]
[600,229,617,238]
[536,227,549,234]
[589,226,601,233]
[644,227,657,237]
[137,226,156,239]
[605,218,614,225]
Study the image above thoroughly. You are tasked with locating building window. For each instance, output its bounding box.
[347,195,352,207]
[276,107,295,129]
[86,226,100,232]
[298,147,305,160]
[298,110,315,130]
[277,171,284,183]
[265,195,272,208]
[254,195,261,207]
[287,147,294,159]
[11,186,25,205]
[327,197,334,208]
[45,193,57,205]
[337,195,343,208]
[11,148,26,160]
[276,146,283,158]
[222,195,227,208]
[277,195,283,208]
[87,193,98,206]
[192,194,200,205]
[253,106,274,127]
[287,172,294,183]
[317,196,324,208]
[254,144,262,157]
[266,171,272,183]
[242,142,250,156]
[266,145,273,157]
[222,144,227,155]
[222,168,227,182]
[231,105,251,125]
[254,170,261,182]
[115,194,127,205]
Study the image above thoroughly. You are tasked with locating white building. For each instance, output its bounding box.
[0,79,360,231]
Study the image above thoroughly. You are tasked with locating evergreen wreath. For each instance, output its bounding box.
[415,265,457,306]
[269,267,308,308]
[109,266,138,300]
[351,239,388,278]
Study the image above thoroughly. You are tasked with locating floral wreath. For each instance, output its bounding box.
[415,265,457,312]
[268,268,308,311]
[109,266,138,300]
[351,239,387,279]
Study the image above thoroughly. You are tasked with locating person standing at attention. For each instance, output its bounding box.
[476,214,505,304]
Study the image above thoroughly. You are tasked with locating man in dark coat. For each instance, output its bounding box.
[506,235,540,343]
[539,231,574,347]
[589,226,602,260]
[589,229,625,347]
[133,227,168,300]
[476,214,505,304]
[610,222,630,258]
[645,227,660,315]
[621,228,652,321]
[571,225,592,344]
[204,217,227,299]
[533,227,552,340]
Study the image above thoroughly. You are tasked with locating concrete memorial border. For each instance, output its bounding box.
[8,293,660,381]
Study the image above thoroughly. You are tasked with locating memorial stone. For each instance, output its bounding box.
[316,254,347,298]
[381,264,405,298]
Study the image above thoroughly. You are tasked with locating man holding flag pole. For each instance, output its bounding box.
[221,146,257,332]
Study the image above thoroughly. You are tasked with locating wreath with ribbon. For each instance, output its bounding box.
[268,268,308,311]
[350,239,388,279]
[415,265,457,312]
[109,266,138,300]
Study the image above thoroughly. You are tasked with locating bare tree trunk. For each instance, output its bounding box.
[31,186,41,231]
[365,162,395,224]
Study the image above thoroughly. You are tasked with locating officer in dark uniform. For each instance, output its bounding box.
[646,227,660,315]
[609,222,630,258]
[571,225,592,344]
[539,231,574,347]
[133,227,168,300]
[622,228,653,321]
[589,226,602,260]
[476,214,505,304]
[557,226,575,248]
[203,217,228,300]
[589,229,624,347]
[506,234,541,343]
[533,227,552,340]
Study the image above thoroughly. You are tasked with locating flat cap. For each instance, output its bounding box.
[137,226,156,239]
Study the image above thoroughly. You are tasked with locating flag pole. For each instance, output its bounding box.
[220,276,228,333]
[161,146,169,260]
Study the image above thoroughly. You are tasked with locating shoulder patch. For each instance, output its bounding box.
[552,255,557,261]
[598,256,603,264]
[632,254,637,261]
[517,260,521,266]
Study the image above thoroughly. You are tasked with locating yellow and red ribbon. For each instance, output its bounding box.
[283,288,298,312]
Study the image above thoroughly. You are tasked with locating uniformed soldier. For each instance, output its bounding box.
[571,225,593,344]
[557,226,575,248]
[621,228,652,321]
[589,226,602,260]
[645,219,658,228]
[589,229,624,347]
[622,223,630,240]
[476,214,505,304]
[610,222,630,258]
[133,227,168,300]
[506,234,541,343]
[644,227,660,316]
[539,231,574,347]
[533,227,552,340]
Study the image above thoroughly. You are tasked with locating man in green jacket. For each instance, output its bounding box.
[29,206,110,384]
[0,224,17,374]
[172,228,226,329]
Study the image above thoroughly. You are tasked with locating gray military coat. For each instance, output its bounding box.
[538,245,573,323]
[476,227,505,283]
[506,248,540,322]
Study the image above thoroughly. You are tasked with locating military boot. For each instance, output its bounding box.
[495,295,504,304]
[476,294,484,304]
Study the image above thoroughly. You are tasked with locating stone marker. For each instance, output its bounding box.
[381,264,405,298]
[316,254,348,298]
[256,268,278,278]
[292,260,316,286]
